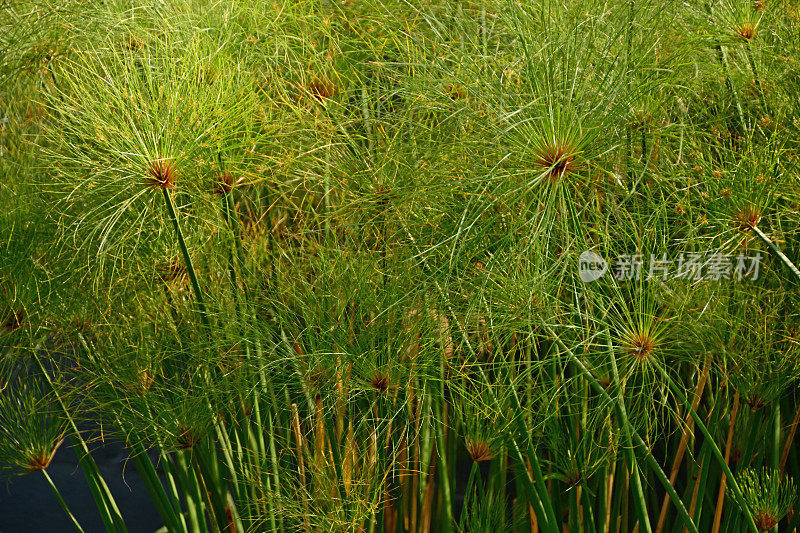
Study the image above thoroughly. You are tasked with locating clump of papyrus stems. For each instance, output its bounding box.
[2,0,800,532]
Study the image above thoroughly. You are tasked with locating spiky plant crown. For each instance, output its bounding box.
[736,468,797,531]
[1,307,25,333]
[39,32,262,278]
[733,203,763,232]
[157,259,188,283]
[612,300,671,374]
[175,426,202,450]
[735,20,758,40]
[368,370,390,394]
[532,137,583,183]
[0,368,67,476]
[690,139,781,255]
[144,158,177,190]
[508,111,587,190]
[465,438,496,463]
[305,76,336,103]
[20,439,64,472]
[621,327,658,363]
[455,381,513,464]
[263,437,384,533]
[459,490,517,533]
[546,419,616,486]
[213,171,245,195]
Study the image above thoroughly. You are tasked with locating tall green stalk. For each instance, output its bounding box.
[41,469,86,533]
[655,366,759,532]
[162,188,211,331]
[545,325,700,533]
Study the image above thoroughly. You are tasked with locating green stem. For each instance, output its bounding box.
[42,469,86,533]
[744,41,766,110]
[160,451,189,531]
[545,326,700,533]
[221,194,241,312]
[580,480,598,533]
[693,437,715,528]
[405,226,558,532]
[459,461,481,531]
[434,386,454,532]
[751,225,800,283]
[32,349,127,533]
[162,187,211,331]
[569,484,580,533]
[605,331,653,533]
[702,0,747,135]
[654,366,759,532]
[192,444,230,532]
[128,441,185,533]
[174,451,209,533]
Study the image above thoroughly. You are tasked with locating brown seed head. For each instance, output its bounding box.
[564,468,582,486]
[629,109,652,131]
[137,370,154,392]
[2,309,24,332]
[305,367,330,390]
[219,346,244,373]
[370,372,390,393]
[465,439,495,462]
[145,159,176,189]
[123,369,154,396]
[624,330,655,362]
[444,83,466,100]
[176,427,201,449]
[307,78,335,102]
[534,140,581,182]
[214,172,239,195]
[122,34,145,51]
[157,260,187,282]
[754,510,778,531]
[736,22,757,40]
[23,440,63,472]
[731,444,742,464]
[374,185,397,207]
[744,392,768,410]
[733,205,762,231]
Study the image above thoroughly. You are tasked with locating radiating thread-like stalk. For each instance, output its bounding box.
[291,403,310,533]
[605,330,653,533]
[403,224,560,532]
[780,403,800,478]
[751,225,800,283]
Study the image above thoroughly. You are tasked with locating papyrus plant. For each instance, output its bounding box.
[2,0,800,533]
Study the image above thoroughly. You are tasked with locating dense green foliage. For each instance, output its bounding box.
[2,0,800,531]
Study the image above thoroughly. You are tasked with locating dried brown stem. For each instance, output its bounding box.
[656,359,710,533]
[711,391,739,533]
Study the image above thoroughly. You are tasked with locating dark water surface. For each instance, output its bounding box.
[0,438,163,533]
